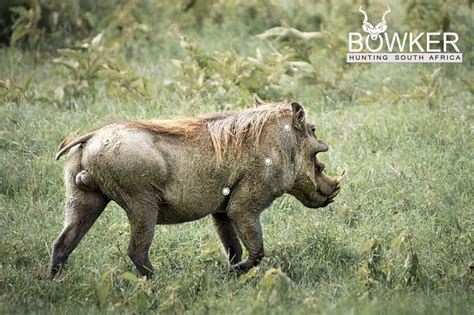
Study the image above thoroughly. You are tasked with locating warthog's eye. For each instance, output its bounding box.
[311,126,316,137]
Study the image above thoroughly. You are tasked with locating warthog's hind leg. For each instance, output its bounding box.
[125,202,158,278]
[50,185,108,277]
[50,146,109,277]
[212,212,242,264]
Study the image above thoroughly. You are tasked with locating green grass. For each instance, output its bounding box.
[0,2,473,314]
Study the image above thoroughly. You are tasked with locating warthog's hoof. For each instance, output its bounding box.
[228,261,254,276]
[49,264,61,278]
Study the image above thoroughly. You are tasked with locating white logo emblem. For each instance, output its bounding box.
[358,5,391,40]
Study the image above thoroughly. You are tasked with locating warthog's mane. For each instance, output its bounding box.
[118,103,292,161]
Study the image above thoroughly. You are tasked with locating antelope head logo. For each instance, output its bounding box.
[359,5,391,40]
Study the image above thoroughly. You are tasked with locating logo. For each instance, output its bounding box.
[347,5,463,63]
[359,5,391,41]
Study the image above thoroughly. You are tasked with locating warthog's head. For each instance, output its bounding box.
[288,102,345,208]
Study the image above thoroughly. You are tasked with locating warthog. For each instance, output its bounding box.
[50,99,344,277]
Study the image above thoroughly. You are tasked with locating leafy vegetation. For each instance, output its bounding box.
[0,0,472,314]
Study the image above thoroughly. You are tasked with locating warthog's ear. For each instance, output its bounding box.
[254,94,265,107]
[291,101,306,131]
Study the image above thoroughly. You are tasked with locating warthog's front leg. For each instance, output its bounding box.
[125,202,158,278]
[212,212,242,264]
[226,211,264,275]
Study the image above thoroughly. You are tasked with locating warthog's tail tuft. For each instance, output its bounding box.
[55,132,94,160]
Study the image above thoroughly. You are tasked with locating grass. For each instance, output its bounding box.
[0,1,473,314]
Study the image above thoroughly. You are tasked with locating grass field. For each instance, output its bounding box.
[0,1,473,314]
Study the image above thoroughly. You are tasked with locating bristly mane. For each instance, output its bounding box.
[117,103,292,161]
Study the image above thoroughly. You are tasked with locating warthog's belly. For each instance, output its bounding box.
[155,202,222,224]
[156,174,232,224]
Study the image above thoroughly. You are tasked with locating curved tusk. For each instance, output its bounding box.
[336,169,348,186]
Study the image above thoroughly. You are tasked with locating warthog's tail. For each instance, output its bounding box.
[55,132,94,160]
